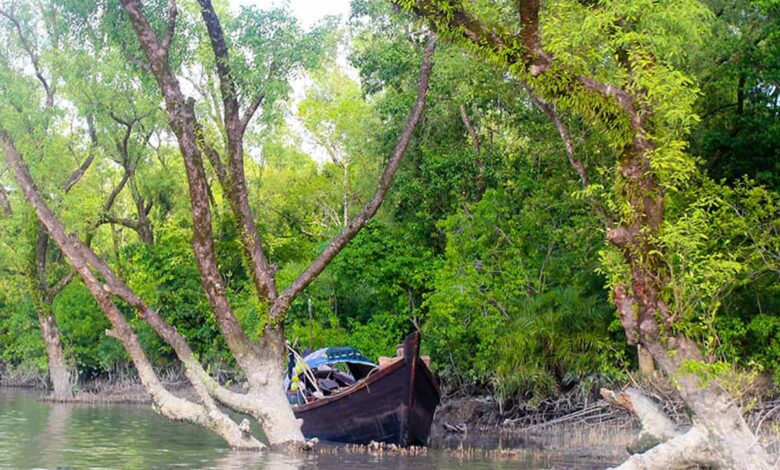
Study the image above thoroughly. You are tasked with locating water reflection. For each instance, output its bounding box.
[0,388,625,469]
[37,402,73,469]
[211,451,309,470]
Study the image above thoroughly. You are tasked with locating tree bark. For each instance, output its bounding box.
[35,295,72,400]
[611,427,713,470]
[637,345,655,377]
[458,104,485,195]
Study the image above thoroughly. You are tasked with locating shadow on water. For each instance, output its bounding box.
[0,388,627,469]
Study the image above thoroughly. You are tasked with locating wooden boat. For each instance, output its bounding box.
[288,331,440,446]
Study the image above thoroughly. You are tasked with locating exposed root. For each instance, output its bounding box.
[600,388,680,448]
[602,386,775,469]
[608,426,712,470]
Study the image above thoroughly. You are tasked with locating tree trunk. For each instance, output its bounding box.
[608,143,773,468]
[0,185,12,217]
[251,326,307,446]
[37,303,72,401]
[30,224,73,400]
[121,0,436,449]
[640,335,772,469]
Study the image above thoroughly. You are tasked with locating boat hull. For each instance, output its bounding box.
[292,332,440,446]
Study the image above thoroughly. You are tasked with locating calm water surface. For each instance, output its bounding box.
[0,388,623,469]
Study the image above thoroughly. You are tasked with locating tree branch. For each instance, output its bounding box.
[458,104,480,154]
[46,270,75,304]
[601,387,680,442]
[100,214,140,231]
[122,0,262,368]
[400,1,636,112]
[273,35,438,316]
[240,93,265,135]
[399,0,549,74]
[161,0,178,55]
[198,0,240,131]
[0,8,54,107]
[103,170,132,216]
[189,98,228,185]
[239,59,277,133]
[197,0,279,301]
[35,223,50,293]
[63,114,99,193]
[527,90,615,226]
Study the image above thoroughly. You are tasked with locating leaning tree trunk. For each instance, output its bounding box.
[2,1,265,449]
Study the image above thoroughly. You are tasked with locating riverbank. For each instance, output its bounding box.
[4,365,779,430]
[0,386,632,468]
[1,386,635,469]
[3,366,779,463]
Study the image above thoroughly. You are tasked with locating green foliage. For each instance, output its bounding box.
[122,224,228,362]
[0,0,778,406]
[54,282,119,373]
[224,5,339,128]
[424,184,627,400]
[692,0,780,191]
[494,288,628,403]
[0,296,46,371]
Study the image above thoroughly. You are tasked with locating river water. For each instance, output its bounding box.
[0,388,626,469]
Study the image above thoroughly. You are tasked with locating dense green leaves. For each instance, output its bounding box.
[0,0,778,405]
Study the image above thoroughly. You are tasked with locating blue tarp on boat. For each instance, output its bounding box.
[300,347,376,369]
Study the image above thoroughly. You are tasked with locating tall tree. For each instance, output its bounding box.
[117,0,436,445]
[1,0,436,448]
[395,0,772,467]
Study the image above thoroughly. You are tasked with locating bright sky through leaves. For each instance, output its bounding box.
[234,0,352,27]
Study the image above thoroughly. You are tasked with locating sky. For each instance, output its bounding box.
[233,0,353,27]
[232,0,358,163]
